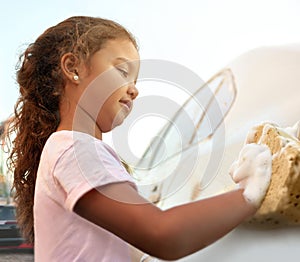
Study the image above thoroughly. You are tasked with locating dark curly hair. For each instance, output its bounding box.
[6,16,138,244]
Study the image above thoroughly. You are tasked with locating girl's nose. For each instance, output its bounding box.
[127,85,139,99]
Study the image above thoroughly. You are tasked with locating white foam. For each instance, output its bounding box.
[230,143,272,207]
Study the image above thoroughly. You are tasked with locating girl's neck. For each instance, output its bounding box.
[57,101,102,140]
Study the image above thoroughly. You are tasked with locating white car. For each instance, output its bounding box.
[132,45,300,261]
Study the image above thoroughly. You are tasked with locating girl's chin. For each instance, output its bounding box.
[100,116,126,132]
[114,110,128,125]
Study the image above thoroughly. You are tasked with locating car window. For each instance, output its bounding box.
[0,206,16,220]
[136,69,236,171]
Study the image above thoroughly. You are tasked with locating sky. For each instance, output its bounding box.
[1,0,300,154]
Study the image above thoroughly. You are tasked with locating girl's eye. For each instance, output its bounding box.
[117,68,128,78]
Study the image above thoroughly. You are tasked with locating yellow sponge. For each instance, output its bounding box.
[246,123,300,227]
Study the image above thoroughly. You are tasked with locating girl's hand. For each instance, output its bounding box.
[229,143,272,208]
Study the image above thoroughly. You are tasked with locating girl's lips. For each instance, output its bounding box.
[119,99,132,111]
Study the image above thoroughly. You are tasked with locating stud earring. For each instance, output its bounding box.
[73,75,79,81]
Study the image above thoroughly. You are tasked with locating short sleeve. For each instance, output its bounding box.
[52,132,136,211]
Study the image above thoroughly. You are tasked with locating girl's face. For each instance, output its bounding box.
[75,39,140,133]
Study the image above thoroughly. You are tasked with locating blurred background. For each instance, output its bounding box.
[1,0,300,121]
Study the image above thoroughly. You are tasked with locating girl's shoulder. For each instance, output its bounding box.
[44,130,119,161]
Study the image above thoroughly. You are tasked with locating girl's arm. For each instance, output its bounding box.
[74,183,256,261]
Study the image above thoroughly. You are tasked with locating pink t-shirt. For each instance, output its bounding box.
[34,131,137,262]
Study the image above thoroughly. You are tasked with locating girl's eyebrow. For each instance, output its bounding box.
[115,57,139,66]
[115,57,130,64]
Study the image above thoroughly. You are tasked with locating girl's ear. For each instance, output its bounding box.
[61,53,80,84]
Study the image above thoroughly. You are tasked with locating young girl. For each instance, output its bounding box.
[7,16,272,261]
